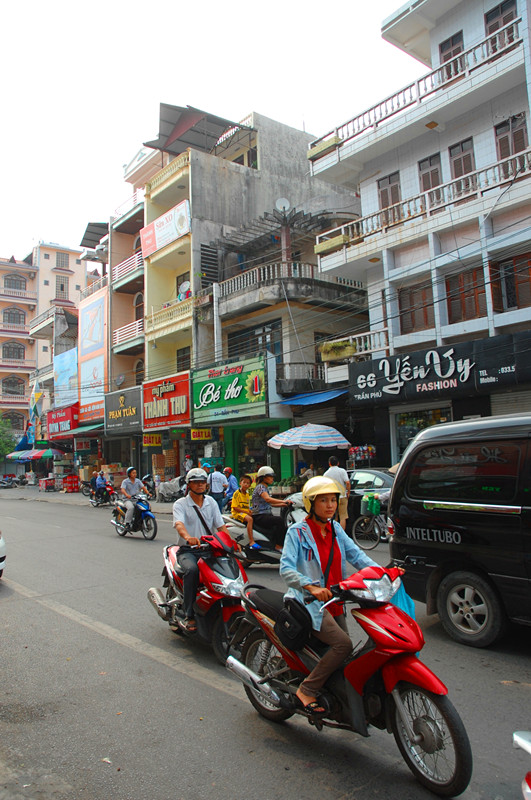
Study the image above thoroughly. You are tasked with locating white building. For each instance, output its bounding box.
[309,0,531,463]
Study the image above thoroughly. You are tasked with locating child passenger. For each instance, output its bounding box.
[231,474,259,549]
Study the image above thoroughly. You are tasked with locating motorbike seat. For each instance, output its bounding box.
[249,588,285,621]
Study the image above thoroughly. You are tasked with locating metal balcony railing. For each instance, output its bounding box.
[114,189,145,220]
[211,262,362,298]
[0,287,37,301]
[309,18,522,159]
[112,318,144,346]
[316,148,531,254]
[112,252,144,283]
[80,274,108,299]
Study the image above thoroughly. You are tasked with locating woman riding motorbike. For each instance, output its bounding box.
[279,476,377,714]
[251,466,292,551]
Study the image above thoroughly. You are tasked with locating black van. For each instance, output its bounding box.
[388,414,531,647]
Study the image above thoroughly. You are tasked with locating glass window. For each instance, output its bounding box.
[398,284,435,334]
[134,360,144,385]
[2,411,25,430]
[56,252,70,269]
[446,267,487,323]
[491,252,531,311]
[55,276,69,300]
[176,346,191,372]
[228,319,282,363]
[378,172,402,225]
[3,307,25,325]
[3,376,25,395]
[4,274,26,291]
[407,440,522,504]
[439,31,464,80]
[3,342,25,360]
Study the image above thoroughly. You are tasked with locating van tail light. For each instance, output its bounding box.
[387,517,395,538]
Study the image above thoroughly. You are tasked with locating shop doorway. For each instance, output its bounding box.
[235,429,281,477]
[391,404,452,462]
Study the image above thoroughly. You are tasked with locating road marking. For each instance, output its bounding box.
[4,577,245,701]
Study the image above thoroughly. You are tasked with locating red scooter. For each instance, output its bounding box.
[227,565,472,797]
[148,530,247,665]
[89,480,117,507]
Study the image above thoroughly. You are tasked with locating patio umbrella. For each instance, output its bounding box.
[27,448,64,460]
[5,449,33,460]
[267,424,351,450]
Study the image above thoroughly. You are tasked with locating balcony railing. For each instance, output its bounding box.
[145,151,190,195]
[0,358,36,369]
[112,318,144,346]
[0,394,30,405]
[112,252,144,284]
[80,274,108,299]
[212,262,362,298]
[145,297,194,335]
[30,363,54,382]
[0,322,29,334]
[114,189,145,220]
[309,19,522,159]
[276,362,326,382]
[316,148,531,255]
[320,329,389,360]
[0,287,37,301]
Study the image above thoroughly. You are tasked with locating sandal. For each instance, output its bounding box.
[249,543,262,550]
[179,617,197,633]
[294,693,326,715]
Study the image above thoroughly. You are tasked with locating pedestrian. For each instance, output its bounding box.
[300,463,315,482]
[207,464,228,511]
[323,455,351,530]
[182,454,194,476]
[222,466,239,511]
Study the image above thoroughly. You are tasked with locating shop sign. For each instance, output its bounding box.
[47,404,79,437]
[191,428,212,440]
[142,373,190,430]
[192,356,266,424]
[143,434,162,447]
[140,200,191,258]
[104,387,143,434]
[74,439,92,451]
[348,333,531,408]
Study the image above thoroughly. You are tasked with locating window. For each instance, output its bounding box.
[495,114,528,178]
[419,153,443,207]
[44,253,50,260]
[43,346,48,352]
[75,284,81,290]
[133,292,144,321]
[378,172,401,225]
[398,285,434,334]
[176,346,191,373]
[449,138,476,198]
[3,307,25,326]
[176,272,190,296]
[200,245,218,289]
[407,440,522,504]
[134,359,144,385]
[76,259,81,265]
[55,275,69,300]
[2,376,25,395]
[491,253,531,311]
[228,319,283,363]
[3,342,25,360]
[4,274,26,291]
[439,31,464,80]
[56,252,70,269]
[44,280,49,286]
[485,0,517,51]
[446,268,487,323]
[2,411,25,430]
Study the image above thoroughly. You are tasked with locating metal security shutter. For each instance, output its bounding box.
[491,389,531,416]
[295,406,338,425]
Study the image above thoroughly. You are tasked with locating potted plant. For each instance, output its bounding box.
[319,340,357,362]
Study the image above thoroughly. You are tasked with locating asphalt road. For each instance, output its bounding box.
[0,493,530,800]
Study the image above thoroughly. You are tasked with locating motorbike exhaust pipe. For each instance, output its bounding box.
[147,587,171,621]
[226,656,283,707]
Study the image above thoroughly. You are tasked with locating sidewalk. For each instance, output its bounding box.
[0,484,174,515]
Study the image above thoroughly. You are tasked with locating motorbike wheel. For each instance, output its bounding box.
[81,485,91,497]
[391,682,472,797]
[211,612,243,666]
[352,516,380,550]
[142,517,158,540]
[240,630,294,722]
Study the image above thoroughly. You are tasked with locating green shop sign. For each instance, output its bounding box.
[192,356,267,423]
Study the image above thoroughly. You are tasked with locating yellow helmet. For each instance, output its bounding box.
[302,476,342,513]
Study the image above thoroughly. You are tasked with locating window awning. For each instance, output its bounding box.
[50,423,104,440]
[279,389,348,406]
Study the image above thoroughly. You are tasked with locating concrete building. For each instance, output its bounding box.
[309,0,531,464]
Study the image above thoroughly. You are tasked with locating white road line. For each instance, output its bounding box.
[4,577,245,701]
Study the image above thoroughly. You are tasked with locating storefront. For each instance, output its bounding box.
[348,332,531,465]
[104,386,143,482]
[192,355,292,477]
[142,373,190,480]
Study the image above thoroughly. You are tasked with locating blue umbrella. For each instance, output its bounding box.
[267,424,350,450]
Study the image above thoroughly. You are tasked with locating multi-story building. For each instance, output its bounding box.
[309,0,531,464]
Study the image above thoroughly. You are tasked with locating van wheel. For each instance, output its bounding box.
[437,571,506,647]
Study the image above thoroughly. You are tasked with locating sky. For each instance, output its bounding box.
[0,0,426,260]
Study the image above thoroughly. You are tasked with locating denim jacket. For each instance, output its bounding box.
[279,519,377,631]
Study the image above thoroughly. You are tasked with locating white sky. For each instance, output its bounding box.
[0,0,426,260]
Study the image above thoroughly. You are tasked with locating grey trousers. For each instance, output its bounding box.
[299,610,352,697]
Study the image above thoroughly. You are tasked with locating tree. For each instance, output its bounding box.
[0,418,19,461]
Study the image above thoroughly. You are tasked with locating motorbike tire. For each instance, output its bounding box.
[352,516,380,550]
[211,612,243,666]
[436,570,506,648]
[391,682,472,797]
[81,485,91,497]
[142,517,158,540]
[240,630,294,722]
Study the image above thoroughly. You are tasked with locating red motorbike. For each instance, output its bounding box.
[148,530,247,665]
[227,565,472,797]
[89,480,117,508]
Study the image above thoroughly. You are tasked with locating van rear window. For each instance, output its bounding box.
[407,441,523,504]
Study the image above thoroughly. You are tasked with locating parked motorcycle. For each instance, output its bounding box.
[89,480,117,508]
[80,480,92,497]
[227,565,472,797]
[513,731,531,798]
[0,476,21,489]
[141,473,156,500]
[223,491,304,568]
[147,529,247,664]
[157,476,186,503]
[111,493,158,539]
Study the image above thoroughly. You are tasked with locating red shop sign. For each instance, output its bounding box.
[47,403,79,437]
[142,374,190,430]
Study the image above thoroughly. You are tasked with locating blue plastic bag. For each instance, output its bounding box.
[390,581,415,619]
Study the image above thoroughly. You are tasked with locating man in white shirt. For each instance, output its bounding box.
[207,464,229,511]
[323,456,351,530]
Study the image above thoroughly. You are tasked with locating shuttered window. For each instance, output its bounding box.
[485,0,517,52]
[491,253,531,311]
[419,153,442,207]
[378,172,401,225]
[439,32,464,80]
[398,285,434,334]
[446,268,487,324]
[495,115,527,178]
[449,138,476,198]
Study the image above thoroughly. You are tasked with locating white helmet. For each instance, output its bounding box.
[256,466,275,478]
[186,467,208,483]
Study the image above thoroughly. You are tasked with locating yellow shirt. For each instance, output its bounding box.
[231,488,250,518]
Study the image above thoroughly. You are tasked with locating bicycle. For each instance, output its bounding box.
[351,512,389,550]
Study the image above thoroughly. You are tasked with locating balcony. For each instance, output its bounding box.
[112,189,145,235]
[203,262,366,320]
[276,362,326,395]
[316,148,531,275]
[144,151,190,206]
[112,252,144,293]
[112,318,144,355]
[80,274,108,300]
[145,296,194,340]
[320,329,389,384]
[29,362,54,384]
[309,19,523,183]
[0,357,36,371]
[0,393,30,406]
[0,287,37,305]
[29,306,78,340]
[0,322,30,336]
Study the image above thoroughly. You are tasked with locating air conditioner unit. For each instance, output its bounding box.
[28,338,35,344]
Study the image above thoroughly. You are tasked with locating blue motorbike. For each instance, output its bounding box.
[111,493,158,540]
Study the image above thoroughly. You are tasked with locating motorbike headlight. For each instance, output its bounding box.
[353,575,401,603]
[211,576,245,597]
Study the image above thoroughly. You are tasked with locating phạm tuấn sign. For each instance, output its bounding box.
[104,387,143,434]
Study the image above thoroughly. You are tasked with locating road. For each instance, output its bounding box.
[0,493,530,800]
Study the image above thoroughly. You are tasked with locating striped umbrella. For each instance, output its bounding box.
[267,424,351,450]
[5,449,33,460]
[27,448,64,460]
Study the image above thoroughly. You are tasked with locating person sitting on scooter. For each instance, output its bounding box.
[231,474,258,548]
[120,467,147,530]
[251,466,292,551]
[95,470,107,501]
[280,476,377,715]
[173,467,241,633]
